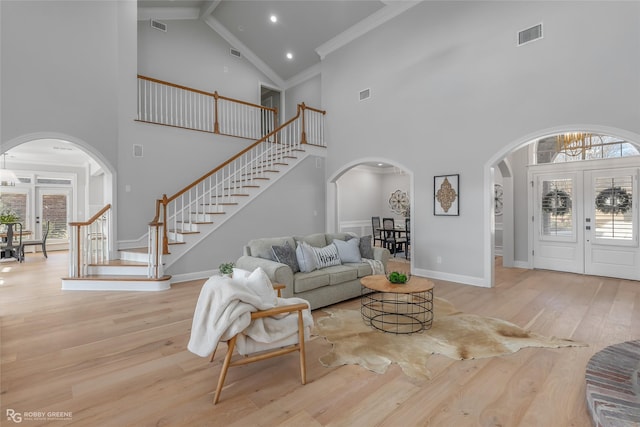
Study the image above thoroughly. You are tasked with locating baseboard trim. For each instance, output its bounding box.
[170,269,217,284]
[413,268,491,288]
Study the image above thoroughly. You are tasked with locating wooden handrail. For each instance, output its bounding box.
[69,204,111,227]
[163,105,303,205]
[138,75,277,114]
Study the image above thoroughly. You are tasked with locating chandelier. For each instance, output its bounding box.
[0,153,18,187]
[556,132,597,157]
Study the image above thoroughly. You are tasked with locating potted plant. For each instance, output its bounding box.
[0,209,20,224]
[219,262,235,277]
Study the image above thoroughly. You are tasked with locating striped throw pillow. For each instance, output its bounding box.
[313,243,342,269]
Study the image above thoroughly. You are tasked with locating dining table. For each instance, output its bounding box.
[0,223,31,261]
[376,225,407,255]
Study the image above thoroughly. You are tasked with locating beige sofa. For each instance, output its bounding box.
[235,232,390,310]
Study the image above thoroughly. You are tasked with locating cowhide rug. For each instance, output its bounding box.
[313,297,587,379]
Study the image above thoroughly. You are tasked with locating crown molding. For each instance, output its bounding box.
[199,0,221,19]
[137,6,199,21]
[283,62,321,90]
[203,15,284,89]
[315,1,420,60]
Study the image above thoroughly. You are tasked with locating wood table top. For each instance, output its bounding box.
[360,274,434,293]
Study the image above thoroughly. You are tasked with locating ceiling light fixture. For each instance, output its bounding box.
[286,52,293,60]
[556,132,597,157]
[270,15,277,23]
[0,153,18,187]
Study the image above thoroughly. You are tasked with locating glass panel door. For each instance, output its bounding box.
[37,188,71,243]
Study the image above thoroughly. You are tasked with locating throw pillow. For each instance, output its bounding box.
[313,243,342,269]
[272,241,300,273]
[296,241,318,273]
[359,235,374,259]
[333,238,362,263]
[245,267,277,307]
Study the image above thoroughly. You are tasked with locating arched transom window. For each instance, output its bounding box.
[536,133,639,164]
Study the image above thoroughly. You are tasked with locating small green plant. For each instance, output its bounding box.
[0,208,20,224]
[219,262,235,275]
[387,271,409,284]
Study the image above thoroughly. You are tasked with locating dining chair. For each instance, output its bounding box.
[1,222,23,262]
[19,221,50,261]
[405,217,411,260]
[382,217,406,256]
[371,216,383,247]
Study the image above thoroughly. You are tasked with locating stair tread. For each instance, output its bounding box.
[62,274,171,282]
[119,247,148,253]
[90,260,147,267]
[168,230,200,235]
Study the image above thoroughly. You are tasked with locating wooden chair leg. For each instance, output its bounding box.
[213,336,237,405]
[297,310,306,385]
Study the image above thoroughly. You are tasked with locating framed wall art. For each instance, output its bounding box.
[434,174,459,216]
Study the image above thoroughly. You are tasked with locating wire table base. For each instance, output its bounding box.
[360,275,434,334]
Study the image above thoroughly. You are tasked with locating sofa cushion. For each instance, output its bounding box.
[294,269,330,293]
[333,238,362,263]
[248,236,296,260]
[325,265,358,285]
[344,262,373,278]
[294,233,327,248]
[325,232,351,243]
[272,241,300,273]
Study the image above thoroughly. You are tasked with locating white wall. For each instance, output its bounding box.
[138,19,276,104]
[285,75,322,118]
[1,1,120,167]
[322,1,640,284]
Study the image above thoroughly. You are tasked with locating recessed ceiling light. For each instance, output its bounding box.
[286,52,293,60]
[378,163,384,167]
[270,15,277,23]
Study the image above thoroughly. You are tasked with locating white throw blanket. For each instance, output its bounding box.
[363,258,385,275]
[187,272,313,358]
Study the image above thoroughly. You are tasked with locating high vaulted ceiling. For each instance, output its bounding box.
[138,0,419,87]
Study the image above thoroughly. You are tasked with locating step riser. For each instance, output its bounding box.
[88,265,149,276]
[62,279,170,292]
[120,251,149,263]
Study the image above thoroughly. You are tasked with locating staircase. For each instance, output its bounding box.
[62,103,326,291]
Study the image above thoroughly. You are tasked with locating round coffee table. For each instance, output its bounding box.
[360,275,434,334]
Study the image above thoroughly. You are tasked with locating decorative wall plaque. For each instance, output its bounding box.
[434,174,459,216]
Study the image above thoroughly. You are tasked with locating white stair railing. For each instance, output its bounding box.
[68,204,111,278]
[137,75,277,140]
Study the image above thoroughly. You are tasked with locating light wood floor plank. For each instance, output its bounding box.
[1,252,637,425]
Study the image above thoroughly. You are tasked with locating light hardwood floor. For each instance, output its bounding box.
[1,252,638,426]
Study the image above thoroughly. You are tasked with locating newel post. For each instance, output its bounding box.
[161,195,170,255]
[213,91,220,134]
[300,103,307,144]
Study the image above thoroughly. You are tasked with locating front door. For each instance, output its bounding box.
[584,168,638,279]
[532,168,639,280]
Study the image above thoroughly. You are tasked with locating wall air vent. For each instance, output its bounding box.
[518,24,542,46]
[133,144,144,158]
[230,48,242,58]
[150,19,167,32]
[359,88,371,101]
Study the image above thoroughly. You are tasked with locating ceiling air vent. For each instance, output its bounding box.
[230,48,242,58]
[359,88,371,101]
[518,24,542,46]
[150,19,167,32]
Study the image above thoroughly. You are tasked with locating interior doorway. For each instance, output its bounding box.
[260,83,282,137]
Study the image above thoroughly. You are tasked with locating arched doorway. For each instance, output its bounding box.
[1,135,115,255]
[327,158,413,265]
[486,127,640,284]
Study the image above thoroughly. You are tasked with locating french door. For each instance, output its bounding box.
[532,167,639,280]
[36,188,71,245]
